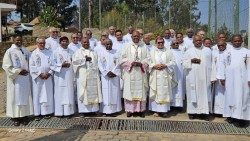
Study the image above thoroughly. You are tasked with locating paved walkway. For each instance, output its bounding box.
[0,129,249,141]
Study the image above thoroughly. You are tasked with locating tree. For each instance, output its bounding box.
[39,0,77,29]
[156,0,200,29]
[217,23,233,42]
[40,6,61,27]
[16,0,40,22]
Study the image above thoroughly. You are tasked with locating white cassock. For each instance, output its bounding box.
[210,48,226,114]
[94,44,106,58]
[109,34,116,43]
[72,48,102,113]
[120,42,149,112]
[164,38,172,49]
[171,48,185,107]
[98,49,122,114]
[68,42,81,54]
[217,46,250,120]
[89,37,98,50]
[29,48,54,116]
[113,40,126,54]
[179,42,189,53]
[183,46,212,114]
[2,44,33,118]
[183,36,193,49]
[68,42,81,100]
[113,40,126,90]
[148,48,176,112]
[145,44,155,52]
[45,37,60,52]
[123,33,132,43]
[52,46,75,116]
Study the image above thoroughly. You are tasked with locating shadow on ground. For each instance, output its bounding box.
[30,126,88,141]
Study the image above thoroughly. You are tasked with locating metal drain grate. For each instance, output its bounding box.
[99,119,250,135]
[0,117,249,135]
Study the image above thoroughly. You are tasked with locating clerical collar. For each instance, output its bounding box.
[172,48,180,51]
[51,36,58,40]
[156,47,165,51]
[194,46,203,50]
[73,42,79,45]
[233,46,242,50]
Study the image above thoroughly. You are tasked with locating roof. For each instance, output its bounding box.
[0,3,16,11]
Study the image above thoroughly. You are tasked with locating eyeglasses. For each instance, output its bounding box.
[157,42,164,44]
[172,43,179,45]
[38,42,45,44]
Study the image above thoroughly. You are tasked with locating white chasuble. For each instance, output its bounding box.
[72,48,102,113]
[120,42,149,101]
[149,48,176,104]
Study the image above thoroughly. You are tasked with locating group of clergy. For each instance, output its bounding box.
[2,26,249,127]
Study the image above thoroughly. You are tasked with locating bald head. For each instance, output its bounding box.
[81,38,90,49]
[186,28,194,38]
[105,39,113,50]
[193,35,202,48]
[109,26,116,35]
[196,30,206,40]
[143,34,151,44]
[132,31,141,43]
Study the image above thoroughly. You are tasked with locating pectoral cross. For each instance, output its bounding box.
[244,54,249,66]
[134,45,140,62]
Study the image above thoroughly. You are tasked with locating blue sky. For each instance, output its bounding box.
[197,0,249,31]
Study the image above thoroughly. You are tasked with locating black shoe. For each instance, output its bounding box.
[22,120,29,125]
[203,115,210,121]
[44,114,52,119]
[12,118,21,126]
[78,113,85,118]
[139,112,145,118]
[127,112,132,117]
[188,114,195,120]
[226,117,234,123]
[14,121,20,126]
[160,113,168,118]
[234,120,249,128]
[64,115,73,119]
[35,116,42,121]
[20,116,29,125]
[106,114,117,117]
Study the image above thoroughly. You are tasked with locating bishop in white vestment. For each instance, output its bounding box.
[149,37,176,117]
[29,37,54,120]
[183,35,212,121]
[52,37,75,117]
[98,39,122,115]
[72,38,102,116]
[217,35,250,126]
[120,31,149,117]
[2,36,33,126]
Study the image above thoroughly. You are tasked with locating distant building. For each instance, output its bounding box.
[0,0,17,42]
